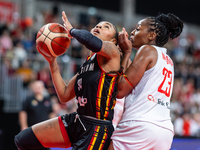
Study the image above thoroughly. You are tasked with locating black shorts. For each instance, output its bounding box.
[59,112,114,150]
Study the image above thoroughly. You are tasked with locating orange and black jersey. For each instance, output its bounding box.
[74,53,119,121]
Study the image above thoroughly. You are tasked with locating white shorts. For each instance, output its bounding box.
[111,121,173,150]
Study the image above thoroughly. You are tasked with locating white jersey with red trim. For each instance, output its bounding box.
[119,45,174,132]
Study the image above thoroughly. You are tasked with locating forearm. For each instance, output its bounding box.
[118,52,131,85]
[70,28,102,52]
[49,59,75,103]
[121,52,132,71]
[117,52,133,98]
[49,60,67,101]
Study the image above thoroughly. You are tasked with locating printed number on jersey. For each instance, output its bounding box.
[157,67,172,97]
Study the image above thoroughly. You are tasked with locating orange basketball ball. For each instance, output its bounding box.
[36,23,71,57]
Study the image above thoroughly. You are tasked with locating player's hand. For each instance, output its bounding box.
[118,28,132,54]
[62,11,73,38]
[62,11,73,31]
[37,46,56,64]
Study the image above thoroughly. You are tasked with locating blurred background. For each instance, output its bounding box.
[0,0,200,149]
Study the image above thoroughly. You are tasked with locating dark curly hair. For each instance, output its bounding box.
[147,13,184,47]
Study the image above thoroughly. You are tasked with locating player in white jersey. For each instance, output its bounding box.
[108,13,184,150]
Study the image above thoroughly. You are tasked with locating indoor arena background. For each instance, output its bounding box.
[0,0,200,150]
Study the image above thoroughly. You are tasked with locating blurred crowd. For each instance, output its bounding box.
[1,8,200,138]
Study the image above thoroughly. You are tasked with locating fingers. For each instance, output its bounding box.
[62,11,68,27]
[119,28,128,37]
[62,11,73,31]
[118,28,129,42]
[122,28,128,37]
[62,11,67,22]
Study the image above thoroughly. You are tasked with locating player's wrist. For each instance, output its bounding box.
[69,28,75,35]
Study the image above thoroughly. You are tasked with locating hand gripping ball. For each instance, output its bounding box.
[36,23,71,57]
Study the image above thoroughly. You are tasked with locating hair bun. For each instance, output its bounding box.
[156,13,183,39]
[169,27,182,39]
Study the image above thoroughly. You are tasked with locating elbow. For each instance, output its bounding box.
[59,99,66,104]
[59,94,74,103]
[116,91,125,99]
[58,95,68,103]
[116,95,124,99]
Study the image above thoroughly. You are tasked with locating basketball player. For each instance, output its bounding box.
[108,13,184,150]
[14,11,121,150]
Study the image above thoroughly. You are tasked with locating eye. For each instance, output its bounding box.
[104,26,109,29]
[136,28,139,31]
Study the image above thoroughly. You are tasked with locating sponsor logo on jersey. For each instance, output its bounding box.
[77,96,87,106]
[80,63,94,74]
[147,94,170,109]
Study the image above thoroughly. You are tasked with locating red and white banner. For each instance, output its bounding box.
[0,1,19,24]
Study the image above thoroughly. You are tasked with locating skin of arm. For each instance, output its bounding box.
[97,41,121,72]
[117,45,157,98]
[19,111,28,131]
[49,59,77,103]
[98,41,120,60]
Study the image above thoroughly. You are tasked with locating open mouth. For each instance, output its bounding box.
[93,29,100,34]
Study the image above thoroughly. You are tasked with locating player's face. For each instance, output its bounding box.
[129,19,151,50]
[91,21,116,42]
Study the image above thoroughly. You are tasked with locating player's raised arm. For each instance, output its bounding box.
[62,11,120,60]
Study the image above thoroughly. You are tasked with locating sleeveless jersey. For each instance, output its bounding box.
[120,45,174,132]
[74,53,119,121]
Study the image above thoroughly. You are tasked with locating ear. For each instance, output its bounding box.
[148,32,156,41]
[111,38,117,45]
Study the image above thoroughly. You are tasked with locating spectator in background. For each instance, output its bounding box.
[50,95,68,117]
[193,112,200,137]
[22,34,35,53]
[15,59,37,87]
[12,40,28,69]
[18,80,54,131]
[0,29,13,55]
[2,57,16,77]
[37,65,57,96]
[174,111,199,137]
[51,95,77,117]
[191,88,200,111]
[37,65,52,87]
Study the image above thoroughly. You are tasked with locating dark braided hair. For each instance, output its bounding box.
[147,13,184,47]
[112,23,119,45]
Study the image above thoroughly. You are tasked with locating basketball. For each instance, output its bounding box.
[36,23,71,57]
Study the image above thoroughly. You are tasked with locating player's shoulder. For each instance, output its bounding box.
[138,45,157,56]
[139,45,157,51]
